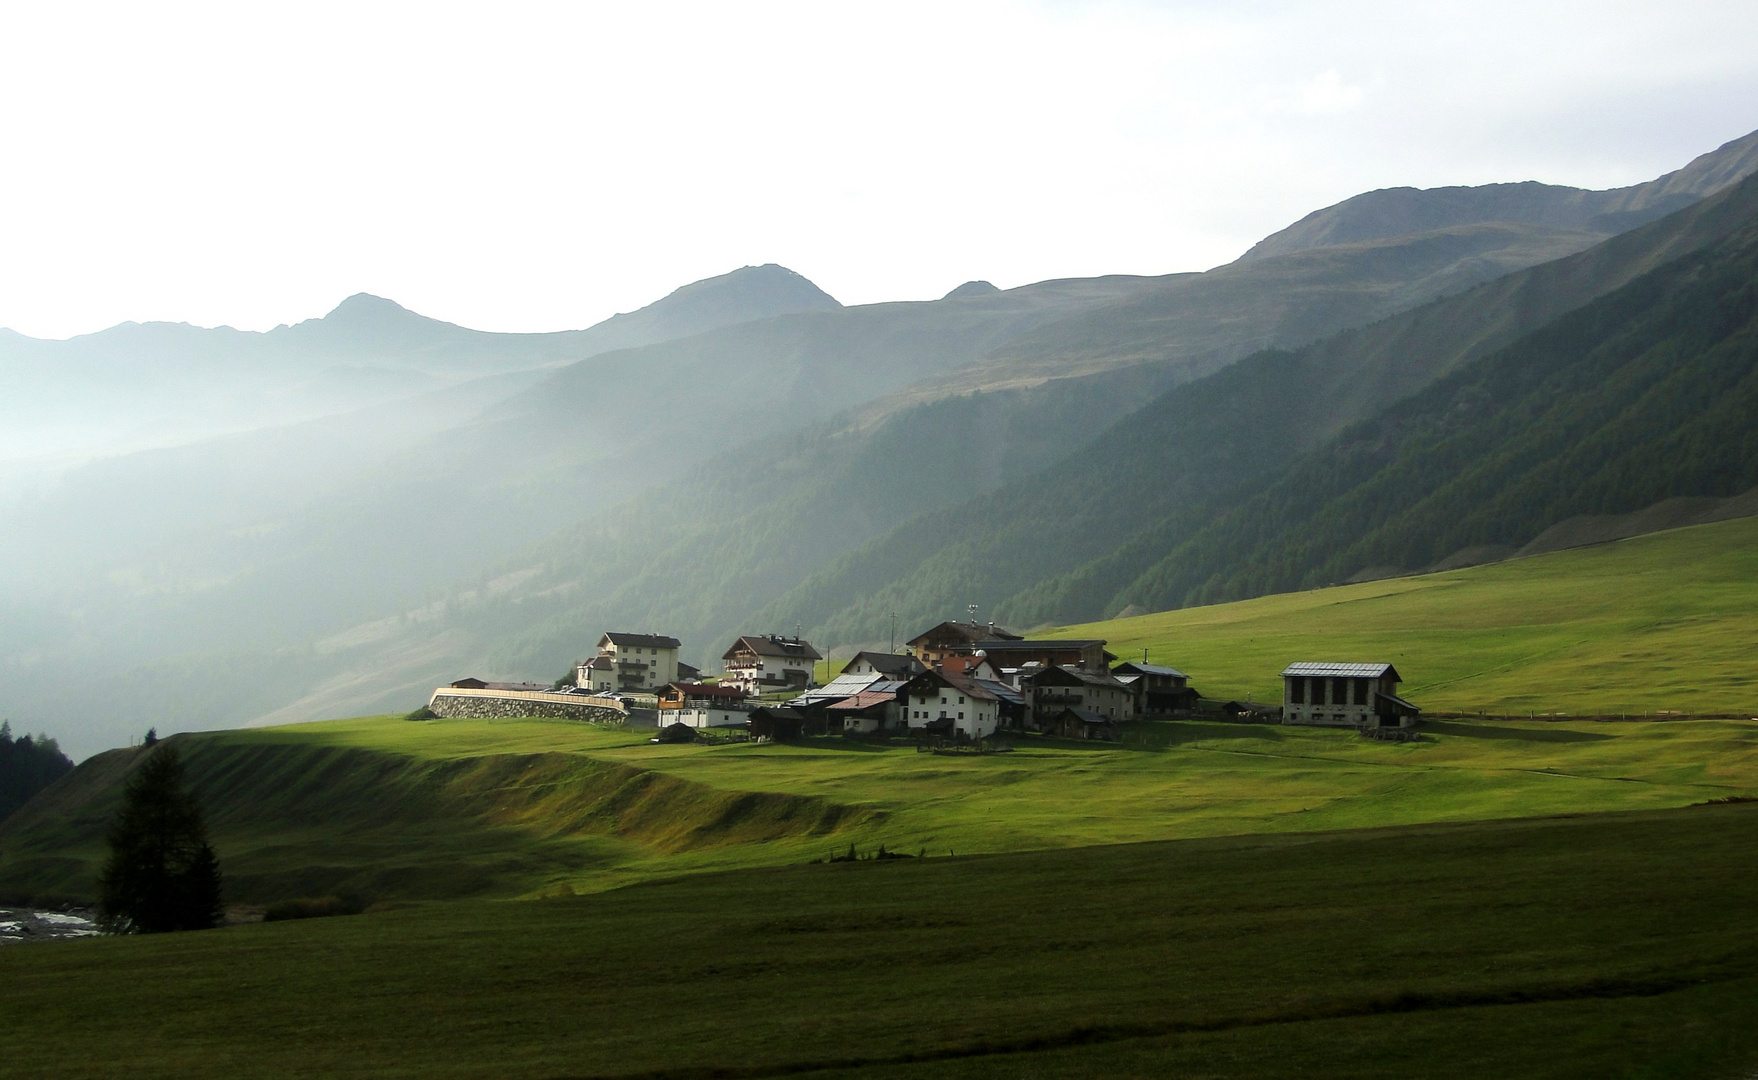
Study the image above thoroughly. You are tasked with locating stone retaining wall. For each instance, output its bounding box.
[427,689,626,724]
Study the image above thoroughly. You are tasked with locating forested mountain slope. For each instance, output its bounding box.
[742,170,1758,648]
[1102,186,1758,614]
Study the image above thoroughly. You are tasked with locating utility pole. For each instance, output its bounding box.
[889,611,897,654]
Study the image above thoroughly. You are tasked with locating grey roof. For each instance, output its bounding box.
[1053,706,1114,726]
[602,632,682,649]
[1281,662,1398,679]
[793,671,884,704]
[846,651,923,675]
[970,678,1025,706]
[1376,691,1422,713]
[1111,662,1188,678]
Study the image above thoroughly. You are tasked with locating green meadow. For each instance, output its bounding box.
[4,710,1755,904]
[6,515,1758,1078]
[4,804,1758,1080]
[1054,514,1758,715]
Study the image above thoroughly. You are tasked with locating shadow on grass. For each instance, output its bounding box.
[1164,722,1283,745]
[1423,720,1614,743]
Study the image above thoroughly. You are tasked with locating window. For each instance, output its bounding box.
[958,712,964,720]
[1289,679,1305,704]
[958,696,965,704]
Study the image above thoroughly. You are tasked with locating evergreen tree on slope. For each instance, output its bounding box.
[98,744,223,933]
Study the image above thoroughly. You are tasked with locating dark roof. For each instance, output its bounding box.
[1111,662,1188,678]
[601,632,682,649]
[846,651,923,675]
[580,656,613,670]
[1376,691,1422,714]
[1282,662,1398,679]
[905,621,1021,647]
[970,678,1025,706]
[1022,664,1131,690]
[975,639,1106,651]
[1051,706,1115,726]
[723,635,824,661]
[450,678,550,692]
[902,669,1000,702]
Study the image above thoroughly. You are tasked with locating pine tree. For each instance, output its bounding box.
[98,744,223,933]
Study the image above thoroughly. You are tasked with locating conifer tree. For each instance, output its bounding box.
[98,744,223,933]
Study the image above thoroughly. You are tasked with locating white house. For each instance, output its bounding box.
[721,635,822,694]
[574,655,617,694]
[1280,662,1420,728]
[900,669,1000,740]
[588,632,682,692]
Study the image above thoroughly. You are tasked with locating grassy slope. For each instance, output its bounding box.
[1053,513,1758,714]
[5,707,1754,905]
[3,804,1757,1079]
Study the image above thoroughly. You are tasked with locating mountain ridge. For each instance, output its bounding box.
[1237,128,1758,263]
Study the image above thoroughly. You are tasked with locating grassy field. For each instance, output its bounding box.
[1052,514,1758,715]
[3,803,1757,1079]
[5,712,1755,905]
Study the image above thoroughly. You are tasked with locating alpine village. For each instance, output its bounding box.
[429,617,1421,746]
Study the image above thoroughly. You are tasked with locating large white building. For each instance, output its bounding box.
[721,635,821,694]
[582,632,682,692]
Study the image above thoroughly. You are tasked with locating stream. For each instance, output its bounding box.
[0,907,100,944]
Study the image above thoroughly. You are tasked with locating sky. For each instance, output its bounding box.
[1,0,1756,339]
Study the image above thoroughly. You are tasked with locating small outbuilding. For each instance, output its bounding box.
[1280,662,1419,729]
[1043,706,1121,742]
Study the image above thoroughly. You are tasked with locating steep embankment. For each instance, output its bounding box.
[0,732,873,904]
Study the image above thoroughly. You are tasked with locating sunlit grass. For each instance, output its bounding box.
[1052,515,1758,714]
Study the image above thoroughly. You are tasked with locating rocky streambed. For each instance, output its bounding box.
[0,907,100,944]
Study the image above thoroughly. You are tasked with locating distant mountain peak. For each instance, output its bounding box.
[650,264,841,312]
[943,280,1000,300]
[326,293,413,319]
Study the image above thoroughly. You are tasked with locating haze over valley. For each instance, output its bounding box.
[3,129,1757,756]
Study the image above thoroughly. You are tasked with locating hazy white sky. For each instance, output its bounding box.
[2,0,1756,339]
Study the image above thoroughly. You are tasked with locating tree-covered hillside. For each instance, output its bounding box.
[1099,189,1758,614]
[737,170,1758,647]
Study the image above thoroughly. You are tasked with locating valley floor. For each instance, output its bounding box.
[3,803,1757,1079]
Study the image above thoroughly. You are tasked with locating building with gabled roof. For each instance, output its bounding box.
[1280,662,1419,728]
[899,668,1001,740]
[1019,664,1134,727]
[589,632,682,692]
[722,635,823,694]
[975,638,1114,673]
[842,651,925,678]
[1110,661,1198,717]
[906,621,1021,667]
